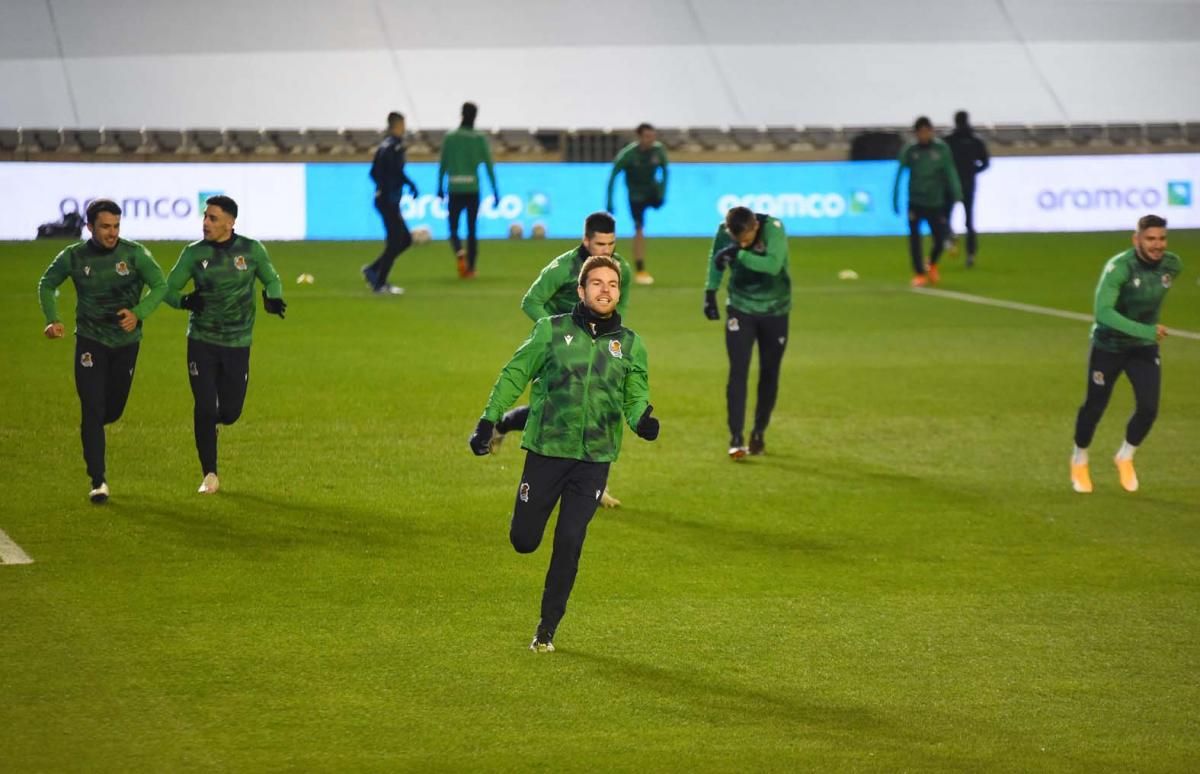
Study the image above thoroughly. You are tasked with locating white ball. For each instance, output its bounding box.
[531,222,547,239]
[412,226,433,245]
[508,222,525,239]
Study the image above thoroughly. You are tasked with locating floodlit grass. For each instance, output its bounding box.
[1,230,1198,771]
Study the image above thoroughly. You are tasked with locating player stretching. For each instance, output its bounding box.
[705,206,792,459]
[37,199,167,502]
[469,256,659,652]
[1071,215,1182,493]
[166,196,287,494]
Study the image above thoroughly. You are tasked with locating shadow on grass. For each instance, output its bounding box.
[568,648,885,738]
[108,489,433,556]
[606,507,845,557]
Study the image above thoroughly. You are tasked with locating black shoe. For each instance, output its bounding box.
[361,264,379,289]
[749,431,765,456]
[529,626,555,653]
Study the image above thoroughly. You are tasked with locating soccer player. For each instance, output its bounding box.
[37,198,167,503]
[1071,215,1182,494]
[704,206,791,460]
[468,255,660,652]
[606,122,668,285]
[165,196,286,494]
[943,110,990,267]
[436,101,499,278]
[892,116,962,287]
[362,111,415,296]
[492,211,634,508]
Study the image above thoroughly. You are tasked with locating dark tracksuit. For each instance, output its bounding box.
[893,139,962,274]
[367,135,415,288]
[943,127,990,257]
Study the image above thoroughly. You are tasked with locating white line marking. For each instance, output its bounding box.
[0,528,34,565]
[913,287,1200,341]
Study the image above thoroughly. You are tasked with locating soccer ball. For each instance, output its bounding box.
[508,223,524,239]
[531,222,547,239]
[412,226,433,245]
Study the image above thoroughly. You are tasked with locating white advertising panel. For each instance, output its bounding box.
[969,153,1199,233]
[0,163,306,240]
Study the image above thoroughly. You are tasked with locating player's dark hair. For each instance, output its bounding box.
[461,102,478,128]
[584,211,616,238]
[578,255,621,287]
[206,195,238,218]
[913,116,933,131]
[1138,214,1167,231]
[724,206,757,237]
[387,111,405,126]
[85,198,121,225]
[954,110,969,129]
[636,122,654,135]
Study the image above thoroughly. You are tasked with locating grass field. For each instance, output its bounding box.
[1,230,1198,772]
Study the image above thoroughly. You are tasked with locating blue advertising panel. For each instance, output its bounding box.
[306,161,912,240]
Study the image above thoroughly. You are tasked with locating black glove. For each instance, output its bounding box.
[491,193,500,208]
[180,292,205,313]
[469,418,495,456]
[262,290,287,319]
[714,244,739,271]
[405,181,419,197]
[703,290,720,321]
[635,405,660,441]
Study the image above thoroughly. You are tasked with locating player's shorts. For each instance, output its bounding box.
[629,194,663,228]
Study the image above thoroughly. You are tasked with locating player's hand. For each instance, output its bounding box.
[116,308,139,332]
[405,181,419,197]
[703,290,720,321]
[469,418,495,456]
[491,194,500,208]
[44,321,65,339]
[262,290,287,319]
[635,405,660,441]
[180,292,205,313]
[713,244,739,271]
[1156,324,1169,341]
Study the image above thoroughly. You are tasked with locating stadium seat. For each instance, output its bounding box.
[304,129,345,153]
[109,129,145,153]
[267,129,306,153]
[764,126,802,150]
[497,129,537,153]
[418,129,447,152]
[344,128,384,152]
[31,128,63,152]
[226,128,267,153]
[1145,122,1183,144]
[689,126,728,151]
[75,129,104,152]
[1186,122,1200,144]
[0,128,20,151]
[148,129,184,153]
[533,129,564,153]
[1106,124,1143,144]
[799,126,837,149]
[653,127,688,151]
[729,126,767,151]
[188,129,225,153]
[1030,124,1070,146]
[991,124,1031,146]
[1067,123,1103,145]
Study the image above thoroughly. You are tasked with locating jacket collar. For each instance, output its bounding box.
[572,302,621,338]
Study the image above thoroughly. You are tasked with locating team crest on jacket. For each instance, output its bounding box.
[608,339,623,359]
[234,255,248,271]
[83,265,91,276]
[1162,274,1172,288]
[115,261,130,276]
[81,352,94,368]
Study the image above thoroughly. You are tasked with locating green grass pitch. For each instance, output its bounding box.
[1,231,1198,771]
